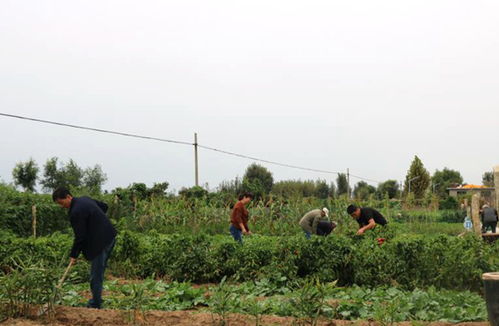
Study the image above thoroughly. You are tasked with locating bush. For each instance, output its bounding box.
[439,196,459,210]
[0,186,69,237]
[439,209,466,223]
[1,231,497,291]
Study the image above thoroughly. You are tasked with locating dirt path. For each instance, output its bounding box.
[0,306,490,326]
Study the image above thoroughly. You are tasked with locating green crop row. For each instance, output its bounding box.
[1,230,498,291]
[54,279,486,322]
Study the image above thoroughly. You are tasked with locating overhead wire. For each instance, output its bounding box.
[0,112,192,146]
[197,144,341,175]
[0,112,380,184]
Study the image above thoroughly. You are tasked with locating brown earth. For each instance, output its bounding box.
[0,306,491,326]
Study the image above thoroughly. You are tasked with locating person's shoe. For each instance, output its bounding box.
[86,299,101,309]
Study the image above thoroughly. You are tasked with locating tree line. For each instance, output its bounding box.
[8,156,495,203]
[11,157,107,194]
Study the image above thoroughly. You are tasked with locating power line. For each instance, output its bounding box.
[198,144,341,175]
[349,173,381,184]
[0,112,193,146]
[0,112,380,183]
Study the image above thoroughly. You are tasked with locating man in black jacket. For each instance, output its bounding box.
[481,204,499,233]
[347,204,387,235]
[53,187,117,309]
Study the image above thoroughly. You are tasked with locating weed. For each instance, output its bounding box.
[291,278,336,325]
[210,276,239,326]
[0,257,60,319]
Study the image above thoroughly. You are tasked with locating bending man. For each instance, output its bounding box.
[347,204,387,235]
[299,208,335,239]
[53,187,116,309]
[481,204,498,233]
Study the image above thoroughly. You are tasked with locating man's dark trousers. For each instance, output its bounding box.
[482,222,498,234]
[88,238,115,309]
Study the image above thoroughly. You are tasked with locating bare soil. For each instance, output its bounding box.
[0,306,490,326]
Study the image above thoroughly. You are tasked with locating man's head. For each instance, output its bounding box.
[52,187,73,209]
[238,192,254,204]
[347,204,361,219]
[321,207,329,217]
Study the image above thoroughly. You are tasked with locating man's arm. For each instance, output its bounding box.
[357,209,376,235]
[357,218,376,235]
[69,211,88,259]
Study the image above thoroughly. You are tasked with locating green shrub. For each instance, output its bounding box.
[439,196,459,210]
[1,231,497,291]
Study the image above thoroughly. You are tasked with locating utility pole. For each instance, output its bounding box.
[494,166,499,210]
[347,168,350,199]
[194,133,199,187]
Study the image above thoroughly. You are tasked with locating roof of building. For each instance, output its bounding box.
[447,185,495,191]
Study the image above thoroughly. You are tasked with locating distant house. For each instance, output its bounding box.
[447,184,495,204]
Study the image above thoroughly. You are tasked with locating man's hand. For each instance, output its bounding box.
[70,257,77,265]
[356,229,365,235]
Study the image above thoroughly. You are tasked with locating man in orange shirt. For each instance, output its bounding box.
[230,192,254,243]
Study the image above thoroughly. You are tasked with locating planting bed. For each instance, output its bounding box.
[0,306,492,326]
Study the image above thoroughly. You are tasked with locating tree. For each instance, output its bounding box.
[271,180,318,198]
[41,157,105,193]
[242,163,274,198]
[329,182,337,199]
[179,185,208,199]
[41,157,63,192]
[439,196,459,210]
[129,183,148,200]
[83,165,108,194]
[483,171,495,187]
[353,181,376,200]
[62,159,84,189]
[148,182,169,198]
[336,173,350,197]
[376,180,399,199]
[218,177,243,195]
[431,168,463,198]
[12,158,39,192]
[403,156,430,200]
[314,180,330,199]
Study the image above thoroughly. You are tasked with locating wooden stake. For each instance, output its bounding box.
[471,193,481,235]
[32,205,37,238]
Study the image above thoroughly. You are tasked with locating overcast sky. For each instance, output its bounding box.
[1,0,498,193]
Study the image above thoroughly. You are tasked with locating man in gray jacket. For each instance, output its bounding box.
[299,208,335,239]
[481,204,499,233]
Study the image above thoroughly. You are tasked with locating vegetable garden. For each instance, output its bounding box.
[0,184,497,325]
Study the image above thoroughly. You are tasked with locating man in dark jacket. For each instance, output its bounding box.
[53,187,117,309]
[299,208,336,239]
[481,204,499,233]
[347,204,387,235]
